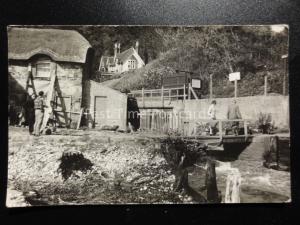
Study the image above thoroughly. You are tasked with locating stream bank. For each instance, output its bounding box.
[7,127,290,206]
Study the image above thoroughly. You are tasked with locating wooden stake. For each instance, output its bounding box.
[142,88,145,107]
[161,86,164,107]
[210,74,213,99]
[264,74,268,96]
[206,159,221,203]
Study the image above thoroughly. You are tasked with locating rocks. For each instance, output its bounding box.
[6,188,29,207]
[8,128,196,205]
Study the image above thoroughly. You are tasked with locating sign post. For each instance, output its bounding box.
[209,74,213,99]
[281,54,288,95]
[229,72,240,98]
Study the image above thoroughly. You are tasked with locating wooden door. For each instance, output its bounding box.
[94,96,107,127]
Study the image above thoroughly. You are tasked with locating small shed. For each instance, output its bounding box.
[83,80,128,131]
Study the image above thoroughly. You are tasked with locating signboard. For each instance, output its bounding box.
[191,79,201,88]
[229,72,240,81]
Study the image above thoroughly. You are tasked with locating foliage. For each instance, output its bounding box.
[256,112,275,134]
[30,25,288,96]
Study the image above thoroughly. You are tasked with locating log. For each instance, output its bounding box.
[205,159,221,203]
[263,136,279,168]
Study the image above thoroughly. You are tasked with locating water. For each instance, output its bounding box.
[189,161,290,203]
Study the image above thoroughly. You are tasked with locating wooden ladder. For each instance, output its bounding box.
[25,63,37,96]
[40,63,69,133]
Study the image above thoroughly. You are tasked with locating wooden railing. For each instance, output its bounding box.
[139,112,251,139]
[128,84,198,107]
[185,118,251,140]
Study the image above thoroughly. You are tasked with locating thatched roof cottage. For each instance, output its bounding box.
[8,27,127,130]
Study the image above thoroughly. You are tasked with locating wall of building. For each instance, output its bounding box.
[84,80,128,131]
[9,60,84,102]
[9,59,85,127]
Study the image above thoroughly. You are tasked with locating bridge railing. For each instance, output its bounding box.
[128,84,198,107]
[183,118,252,140]
[138,109,251,139]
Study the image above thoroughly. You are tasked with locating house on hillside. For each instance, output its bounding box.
[8,27,128,130]
[99,41,145,77]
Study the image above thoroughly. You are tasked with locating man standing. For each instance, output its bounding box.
[227,99,242,135]
[33,91,45,136]
[24,93,36,135]
[207,100,217,135]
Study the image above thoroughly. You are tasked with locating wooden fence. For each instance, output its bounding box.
[139,110,250,139]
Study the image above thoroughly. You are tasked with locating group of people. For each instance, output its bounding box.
[9,91,46,136]
[207,99,242,136]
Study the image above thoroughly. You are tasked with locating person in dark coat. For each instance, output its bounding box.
[24,93,36,135]
[226,99,242,135]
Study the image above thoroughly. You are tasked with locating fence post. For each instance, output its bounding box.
[219,120,223,141]
[183,84,186,101]
[234,80,238,98]
[188,83,191,100]
[161,86,164,107]
[142,88,145,107]
[244,120,248,140]
[210,74,213,99]
[264,74,268,96]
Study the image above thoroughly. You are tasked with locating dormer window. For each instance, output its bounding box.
[33,55,52,80]
[36,62,51,78]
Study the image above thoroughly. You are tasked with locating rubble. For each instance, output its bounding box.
[7,127,194,205]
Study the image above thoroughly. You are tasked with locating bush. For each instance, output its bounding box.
[256,112,274,134]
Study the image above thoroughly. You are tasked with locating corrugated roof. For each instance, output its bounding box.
[8,27,91,63]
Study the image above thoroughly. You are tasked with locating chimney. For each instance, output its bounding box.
[114,42,118,59]
[135,40,139,53]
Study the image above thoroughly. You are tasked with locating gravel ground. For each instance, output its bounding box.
[7,126,291,206]
[7,127,192,206]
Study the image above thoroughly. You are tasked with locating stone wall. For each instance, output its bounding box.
[183,96,289,129]
[9,61,83,106]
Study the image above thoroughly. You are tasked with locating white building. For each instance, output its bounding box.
[99,41,145,76]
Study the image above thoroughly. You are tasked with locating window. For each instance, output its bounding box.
[128,60,136,70]
[36,62,51,78]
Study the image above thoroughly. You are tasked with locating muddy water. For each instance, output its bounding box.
[189,162,290,203]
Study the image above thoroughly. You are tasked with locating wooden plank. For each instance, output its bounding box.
[40,63,57,132]
[189,84,199,100]
[76,108,84,129]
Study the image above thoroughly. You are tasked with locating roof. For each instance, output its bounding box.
[100,56,115,66]
[8,27,92,63]
[100,47,138,67]
[116,47,135,62]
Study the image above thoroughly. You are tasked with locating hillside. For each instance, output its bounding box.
[23,25,288,97]
[99,26,288,97]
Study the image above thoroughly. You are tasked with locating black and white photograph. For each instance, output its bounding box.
[6,25,290,206]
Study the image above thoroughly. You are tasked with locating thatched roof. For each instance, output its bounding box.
[8,27,91,63]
